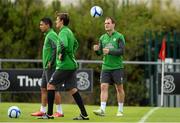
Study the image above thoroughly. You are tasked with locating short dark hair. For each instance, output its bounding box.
[105,17,115,24]
[40,17,53,28]
[56,13,69,26]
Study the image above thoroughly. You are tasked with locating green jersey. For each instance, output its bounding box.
[56,26,78,70]
[42,29,58,69]
[97,31,125,70]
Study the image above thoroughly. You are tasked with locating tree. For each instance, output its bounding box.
[0,0,45,68]
[1,0,180,105]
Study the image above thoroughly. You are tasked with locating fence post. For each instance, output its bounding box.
[79,62,82,69]
[167,32,171,58]
[173,31,177,61]
[148,31,153,106]
[0,58,1,103]
[0,58,1,69]
[154,32,159,106]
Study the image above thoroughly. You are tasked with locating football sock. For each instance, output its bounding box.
[47,90,55,116]
[72,91,88,117]
[118,102,123,112]
[40,105,46,113]
[56,104,63,114]
[100,102,106,112]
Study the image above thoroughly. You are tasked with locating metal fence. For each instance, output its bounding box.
[0,58,180,107]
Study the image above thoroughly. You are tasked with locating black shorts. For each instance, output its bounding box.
[100,69,124,85]
[49,70,77,91]
[41,69,55,88]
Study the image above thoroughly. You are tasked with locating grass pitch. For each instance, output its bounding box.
[0,102,180,122]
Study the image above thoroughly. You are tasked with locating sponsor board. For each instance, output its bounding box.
[0,69,93,92]
[158,73,180,94]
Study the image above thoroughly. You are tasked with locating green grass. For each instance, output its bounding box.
[0,102,180,122]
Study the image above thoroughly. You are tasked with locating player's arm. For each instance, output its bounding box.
[108,38,125,56]
[48,38,56,68]
[57,41,65,61]
[94,40,103,56]
[58,32,67,60]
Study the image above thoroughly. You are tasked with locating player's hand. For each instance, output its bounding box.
[103,48,109,55]
[59,54,62,60]
[93,45,99,51]
[48,62,51,69]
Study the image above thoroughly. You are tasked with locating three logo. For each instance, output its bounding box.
[0,72,10,90]
[163,75,175,93]
[76,72,90,91]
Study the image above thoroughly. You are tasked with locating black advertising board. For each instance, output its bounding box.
[0,69,93,92]
[158,72,180,94]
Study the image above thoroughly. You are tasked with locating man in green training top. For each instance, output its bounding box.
[39,13,89,120]
[31,17,64,117]
[93,17,126,117]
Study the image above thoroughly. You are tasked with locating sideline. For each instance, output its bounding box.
[1,122,180,123]
[138,107,160,123]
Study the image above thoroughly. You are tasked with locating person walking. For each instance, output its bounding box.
[39,13,89,120]
[93,17,126,117]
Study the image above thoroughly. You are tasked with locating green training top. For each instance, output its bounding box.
[56,26,78,70]
[42,28,58,69]
[97,31,125,70]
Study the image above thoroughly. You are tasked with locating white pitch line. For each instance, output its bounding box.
[1,122,180,123]
[0,122,135,123]
[138,107,160,123]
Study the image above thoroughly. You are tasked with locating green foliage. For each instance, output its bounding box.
[0,0,45,68]
[1,0,180,105]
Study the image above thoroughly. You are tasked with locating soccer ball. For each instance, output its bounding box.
[90,6,103,18]
[8,106,21,118]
